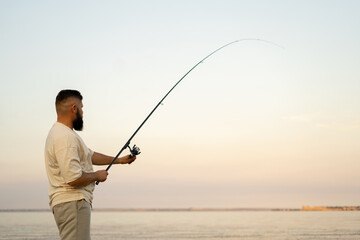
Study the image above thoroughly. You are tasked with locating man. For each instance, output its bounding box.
[45,89,136,240]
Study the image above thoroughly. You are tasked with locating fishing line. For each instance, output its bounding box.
[96,38,283,185]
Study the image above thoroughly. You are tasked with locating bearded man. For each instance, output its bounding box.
[45,89,136,240]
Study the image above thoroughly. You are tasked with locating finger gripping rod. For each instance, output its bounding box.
[95,39,282,185]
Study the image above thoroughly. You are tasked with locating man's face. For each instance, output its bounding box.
[73,101,83,131]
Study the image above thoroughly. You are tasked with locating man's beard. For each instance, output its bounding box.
[73,110,83,131]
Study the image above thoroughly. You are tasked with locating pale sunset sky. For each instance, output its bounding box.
[0,0,359,209]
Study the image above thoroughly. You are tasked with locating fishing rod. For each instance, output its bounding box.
[96,38,283,185]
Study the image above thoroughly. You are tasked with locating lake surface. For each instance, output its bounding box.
[0,211,359,239]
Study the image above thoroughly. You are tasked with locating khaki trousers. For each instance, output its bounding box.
[53,199,91,240]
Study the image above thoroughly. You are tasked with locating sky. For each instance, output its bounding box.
[0,0,359,209]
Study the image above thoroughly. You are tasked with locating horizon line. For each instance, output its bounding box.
[0,207,300,212]
[1,206,359,212]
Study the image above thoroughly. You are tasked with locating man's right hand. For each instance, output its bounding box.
[95,170,108,182]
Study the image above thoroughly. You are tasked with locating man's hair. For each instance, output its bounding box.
[55,89,83,106]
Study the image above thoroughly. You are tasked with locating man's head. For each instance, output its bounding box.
[55,89,84,131]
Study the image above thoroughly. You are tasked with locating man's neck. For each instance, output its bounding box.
[57,117,73,130]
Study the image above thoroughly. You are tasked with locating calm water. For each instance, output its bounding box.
[0,211,359,239]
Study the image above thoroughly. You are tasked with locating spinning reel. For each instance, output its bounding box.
[128,144,141,158]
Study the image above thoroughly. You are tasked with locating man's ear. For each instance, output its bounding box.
[71,104,77,113]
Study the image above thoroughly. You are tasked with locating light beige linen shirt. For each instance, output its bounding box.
[45,122,95,209]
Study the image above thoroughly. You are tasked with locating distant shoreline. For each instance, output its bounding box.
[1,206,359,212]
[0,208,298,212]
